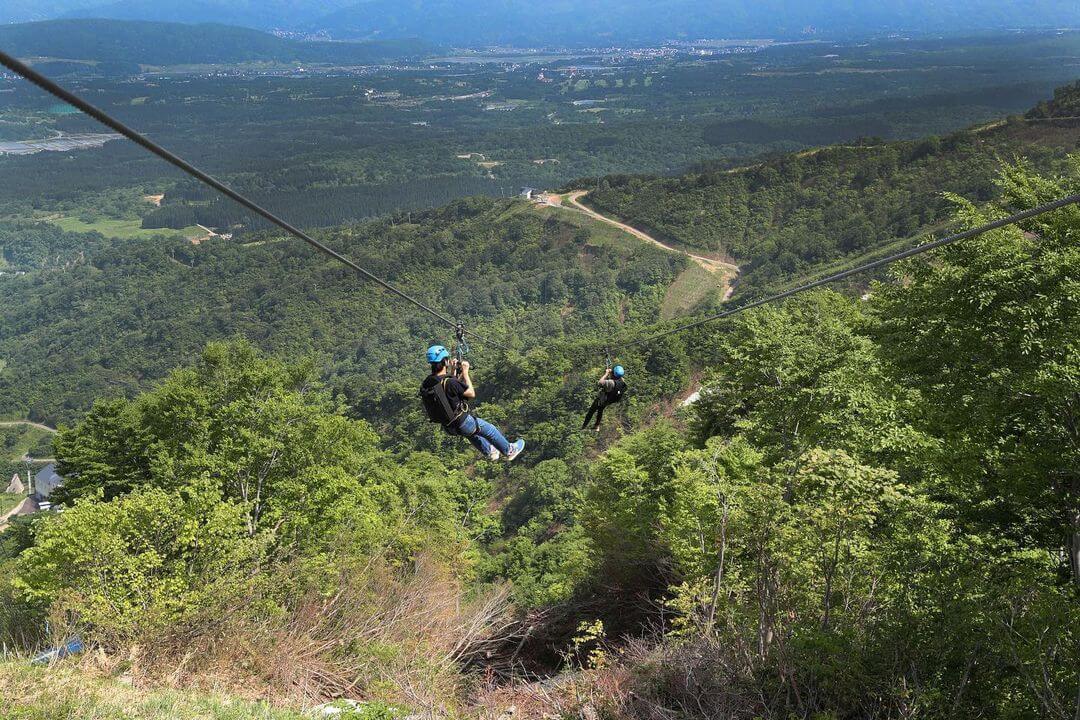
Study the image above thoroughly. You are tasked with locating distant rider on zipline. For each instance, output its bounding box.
[420,345,525,462]
[582,364,627,432]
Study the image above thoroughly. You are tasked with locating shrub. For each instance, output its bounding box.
[15,481,258,647]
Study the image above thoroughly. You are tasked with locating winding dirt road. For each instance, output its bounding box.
[0,421,57,434]
[546,191,740,277]
[0,497,37,531]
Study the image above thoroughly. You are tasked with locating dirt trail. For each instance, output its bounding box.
[547,191,740,277]
[0,421,57,434]
[0,497,36,530]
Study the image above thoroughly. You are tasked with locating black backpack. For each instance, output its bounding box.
[419,375,464,426]
[601,378,627,406]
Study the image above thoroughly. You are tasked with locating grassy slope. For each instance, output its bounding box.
[2,426,54,463]
[528,203,643,252]
[660,264,725,320]
[0,493,23,515]
[527,202,724,318]
[47,215,201,242]
[0,662,307,720]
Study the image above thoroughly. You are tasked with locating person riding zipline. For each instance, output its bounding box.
[420,345,525,462]
[582,364,627,432]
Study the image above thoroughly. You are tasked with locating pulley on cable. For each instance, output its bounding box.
[453,322,470,364]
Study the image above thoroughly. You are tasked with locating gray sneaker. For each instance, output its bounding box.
[505,439,525,462]
[487,448,502,462]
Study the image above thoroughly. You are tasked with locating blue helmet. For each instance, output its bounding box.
[612,364,625,378]
[426,345,450,363]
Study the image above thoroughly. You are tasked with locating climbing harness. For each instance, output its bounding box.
[447,322,481,436]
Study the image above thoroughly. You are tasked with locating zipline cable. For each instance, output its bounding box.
[5,51,1077,359]
[617,191,1080,349]
[0,51,510,352]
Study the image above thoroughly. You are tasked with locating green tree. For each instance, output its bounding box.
[15,482,256,645]
[874,158,1080,585]
[690,291,923,467]
[52,340,472,561]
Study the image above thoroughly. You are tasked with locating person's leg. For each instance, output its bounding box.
[582,401,598,429]
[453,415,494,456]
[471,416,512,455]
[593,404,605,429]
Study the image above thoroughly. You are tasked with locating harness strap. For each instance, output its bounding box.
[435,377,478,434]
[432,377,459,425]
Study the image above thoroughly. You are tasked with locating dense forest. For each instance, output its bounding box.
[2,31,1077,238]
[584,81,1080,294]
[1,156,1076,719]
[3,86,1080,426]
[0,198,688,428]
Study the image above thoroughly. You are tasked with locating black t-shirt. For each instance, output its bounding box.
[422,373,469,417]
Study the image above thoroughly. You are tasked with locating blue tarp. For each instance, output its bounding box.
[31,637,83,665]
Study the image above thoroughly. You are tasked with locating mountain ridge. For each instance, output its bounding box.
[0,19,436,67]
[4,1,1080,45]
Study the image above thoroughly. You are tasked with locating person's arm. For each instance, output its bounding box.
[459,360,477,399]
[597,368,613,387]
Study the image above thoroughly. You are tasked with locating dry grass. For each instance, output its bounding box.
[471,646,642,720]
[660,265,728,320]
[472,633,772,720]
[0,660,308,720]
[36,554,519,717]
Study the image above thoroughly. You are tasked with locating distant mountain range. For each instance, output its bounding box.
[311,0,1080,45]
[61,0,359,30]
[0,20,435,67]
[1,0,354,28]
[2,0,1079,46]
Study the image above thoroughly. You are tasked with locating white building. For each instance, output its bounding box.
[33,463,64,500]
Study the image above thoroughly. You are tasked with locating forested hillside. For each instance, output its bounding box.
[1,155,1076,719]
[0,32,1078,716]
[0,20,435,69]
[0,198,688,430]
[584,82,1080,294]
[3,31,1075,245]
[3,86,1079,428]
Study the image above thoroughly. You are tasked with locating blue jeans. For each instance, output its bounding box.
[450,414,512,456]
